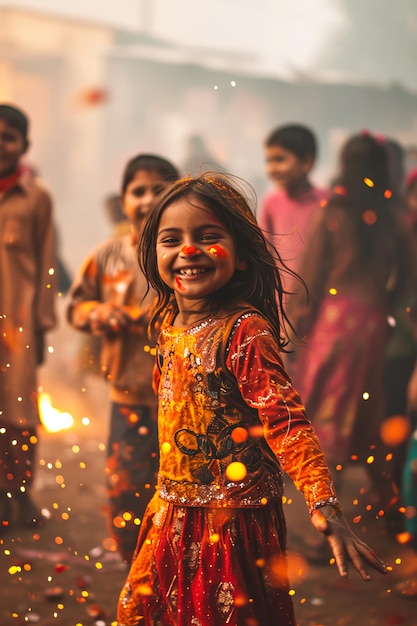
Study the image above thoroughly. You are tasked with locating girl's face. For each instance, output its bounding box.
[121,169,166,237]
[156,196,246,307]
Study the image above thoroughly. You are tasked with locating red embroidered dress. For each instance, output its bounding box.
[118,310,337,626]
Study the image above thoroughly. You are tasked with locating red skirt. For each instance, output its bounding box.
[118,493,296,626]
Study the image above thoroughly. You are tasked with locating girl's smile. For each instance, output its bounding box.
[156,197,245,321]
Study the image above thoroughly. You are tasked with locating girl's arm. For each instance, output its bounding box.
[227,313,387,579]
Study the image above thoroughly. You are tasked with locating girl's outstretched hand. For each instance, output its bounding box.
[311,505,388,580]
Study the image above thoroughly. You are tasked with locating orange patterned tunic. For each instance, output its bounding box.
[156,309,337,513]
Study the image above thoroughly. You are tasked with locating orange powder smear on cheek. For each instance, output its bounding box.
[175,276,186,290]
[207,244,228,257]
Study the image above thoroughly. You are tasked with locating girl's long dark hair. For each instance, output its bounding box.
[138,173,302,350]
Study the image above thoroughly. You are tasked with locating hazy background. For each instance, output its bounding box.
[1,0,416,273]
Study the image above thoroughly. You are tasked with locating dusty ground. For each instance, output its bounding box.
[1,308,417,626]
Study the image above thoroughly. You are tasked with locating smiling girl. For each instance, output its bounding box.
[117,173,387,626]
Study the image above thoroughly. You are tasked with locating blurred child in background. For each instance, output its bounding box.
[0,104,57,532]
[67,154,180,562]
[257,123,327,294]
[288,133,414,554]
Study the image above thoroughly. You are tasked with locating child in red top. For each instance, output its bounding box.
[117,173,386,626]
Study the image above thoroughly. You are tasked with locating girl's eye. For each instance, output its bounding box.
[201,233,219,241]
[159,237,179,245]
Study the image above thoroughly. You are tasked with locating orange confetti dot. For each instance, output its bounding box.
[287,551,309,583]
[234,591,248,607]
[380,415,411,447]
[248,425,264,438]
[225,461,247,482]
[113,516,126,529]
[362,210,377,225]
[129,412,139,424]
[396,531,414,545]
[333,185,347,195]
[384,189,393,199]
[231,427,248,443]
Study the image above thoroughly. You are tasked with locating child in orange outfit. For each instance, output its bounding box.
[67,155,180,562]
[117,173,387,626]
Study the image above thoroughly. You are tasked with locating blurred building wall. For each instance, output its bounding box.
[1,7,417,273]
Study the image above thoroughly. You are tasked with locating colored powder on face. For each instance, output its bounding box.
[207,245,228,257]
[175,276,185,290]
[181,245,201,256]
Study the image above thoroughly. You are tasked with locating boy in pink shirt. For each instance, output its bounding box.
[257,124,327,289]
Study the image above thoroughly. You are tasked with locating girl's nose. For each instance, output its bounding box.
[179,245,202,257]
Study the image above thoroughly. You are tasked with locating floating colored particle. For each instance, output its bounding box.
[380,415,411,447]
[231,427,248,443]
[225,461,247,482]
[287,551,309,583]
[362,210,377,225]
[161,441,171,454]
[137,584,153,596]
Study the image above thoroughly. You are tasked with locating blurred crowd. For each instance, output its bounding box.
[1,103,417,599]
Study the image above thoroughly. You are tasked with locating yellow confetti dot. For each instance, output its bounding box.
[225,461,247,482]
[364,177,374,187]
[329,287,337,295]
[137,584,153,596]
[161,441,171,454]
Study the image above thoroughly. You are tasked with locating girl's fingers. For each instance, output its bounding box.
[327,536,348,577]
[346,543,371,581]
[355,541,388,574]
